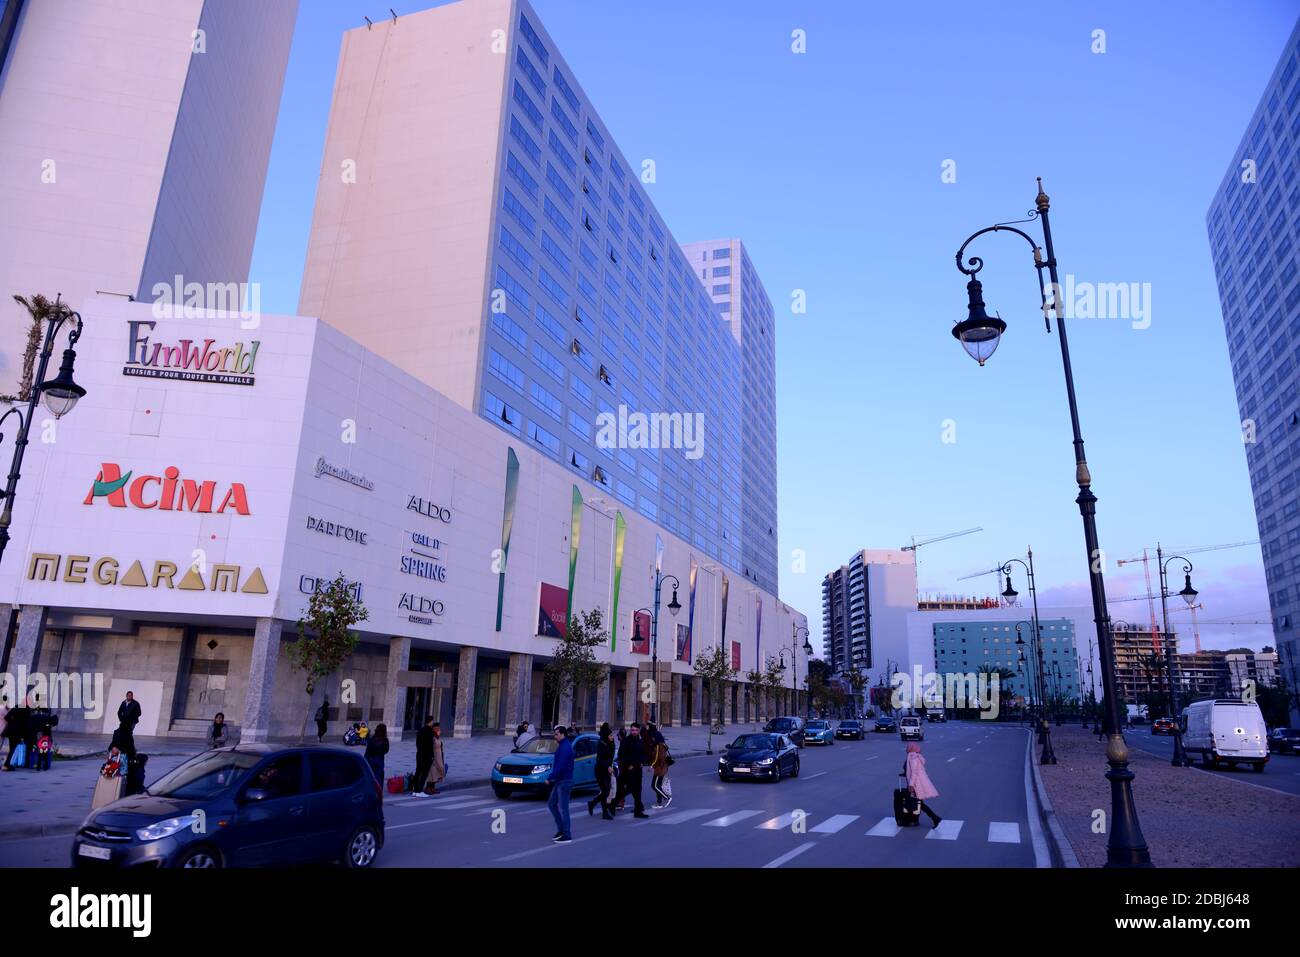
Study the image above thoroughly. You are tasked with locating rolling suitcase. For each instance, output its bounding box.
[92,773,125,810]
[893,774,921,827]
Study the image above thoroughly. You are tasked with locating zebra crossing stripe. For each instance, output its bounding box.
[762,842,817,869]
[703,810,764,827]
[650,808,719,825]
[925,819,964,841]
[866,817,901,838]
[988,822,1021,844]
[810,814,860,834]
[756,811,797,830]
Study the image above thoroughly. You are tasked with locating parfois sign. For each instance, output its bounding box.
[85,463,250,515]
[124,320,259,386]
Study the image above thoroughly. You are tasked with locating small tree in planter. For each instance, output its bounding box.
[693,644,737,754]
[6,293,64,403]
[543,608,608,728]
[764,655,786,718]
[289,573,368,743]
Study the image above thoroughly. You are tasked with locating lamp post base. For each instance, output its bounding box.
[1171,730,1192,767]
[1039,719,1057,765]
[1103,737,1154,867]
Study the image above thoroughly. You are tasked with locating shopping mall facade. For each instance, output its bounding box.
[0,299,807,741]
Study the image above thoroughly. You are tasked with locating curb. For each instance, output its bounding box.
[1026,733,1081,869]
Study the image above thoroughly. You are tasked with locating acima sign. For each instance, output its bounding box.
[85,463,251,515]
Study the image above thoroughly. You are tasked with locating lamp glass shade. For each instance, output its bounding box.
[1002,575,1018,601]
[952,278,1006,366]
[667,589,681,616]
[39,348,85,419]
[1179,574,1198,607]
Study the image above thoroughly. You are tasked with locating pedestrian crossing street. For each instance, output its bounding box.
[387,793,1024,845]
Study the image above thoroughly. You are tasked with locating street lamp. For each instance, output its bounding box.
[0,296,86,565]
[1156,547,1196,766]
[783,624,813,717]
[951,181,1150,866]
[1014,621,1055,763]
[1005,551,1055,764]
[634,571,680,725]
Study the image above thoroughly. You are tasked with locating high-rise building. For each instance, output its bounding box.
[682,239,778,593]
[1206,19,1300,722]
[820,549,915,675]
[0,0,298,392]
[299,0,764,591]
[932,618,1080,708]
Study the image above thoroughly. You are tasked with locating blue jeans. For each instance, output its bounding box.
[548,780,573,839]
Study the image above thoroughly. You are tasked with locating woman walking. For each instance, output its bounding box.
[902,741,942,827]
[648,722,671,809]
[587,722,616,819]
[364,723,390,792]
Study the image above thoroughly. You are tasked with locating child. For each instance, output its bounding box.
[35,734,51,771]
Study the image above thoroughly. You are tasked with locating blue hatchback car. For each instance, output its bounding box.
[71,745,385,868]
[492,732,599,799]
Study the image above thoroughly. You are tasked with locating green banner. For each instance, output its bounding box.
[495,448,520,631]
[610,511,626,650]
[566,485,583,631]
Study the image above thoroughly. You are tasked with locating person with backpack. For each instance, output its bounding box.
[2,699,29,771]
[648,722,671,808]
[587,722,616,819]
[902,741,942,828]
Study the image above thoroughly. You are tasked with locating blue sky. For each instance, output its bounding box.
[248,0,1300,653]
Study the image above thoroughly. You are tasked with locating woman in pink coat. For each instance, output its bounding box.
[903,742,942,827]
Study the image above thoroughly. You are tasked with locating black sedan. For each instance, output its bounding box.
[835,720,865,740]
[718,734,800,782]
[72,745,385,869]
[874,716,898,734]
[1268,728,1300,754]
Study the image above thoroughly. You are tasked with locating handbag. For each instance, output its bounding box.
[9,742,26,767]
[386,774,405,794]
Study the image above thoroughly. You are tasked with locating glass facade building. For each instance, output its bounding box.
[1206,19,1300,717]
[932,618,1080,706]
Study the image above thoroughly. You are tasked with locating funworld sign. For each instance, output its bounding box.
[124,320,259,386]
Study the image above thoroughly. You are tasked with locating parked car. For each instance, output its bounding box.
[874,716,898,734]
[899,715,924,742]
[1151,718,1176,735]
[763,716,807,747]
[926,708,947,723]
[803,720,834,746]
[718,733,800,782]
[71,745,384,869]
[492,732,599,799]
[1268,727,1300,755]
[1181,699,1269,771]
[835,719,865,740]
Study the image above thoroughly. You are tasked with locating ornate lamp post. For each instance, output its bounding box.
[633,572,679,724]
[0,296,87,565]
[1002,553,1055,760]
[950,181,1150,866]
[1015,621,1055,763]
[1156,547,1196,766]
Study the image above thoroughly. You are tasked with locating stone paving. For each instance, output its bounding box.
[0,720,752,842]
[1038,724,1300,867]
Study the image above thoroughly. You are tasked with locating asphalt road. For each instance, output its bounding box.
[0,721,1047,868]
[1129,729,1300,796]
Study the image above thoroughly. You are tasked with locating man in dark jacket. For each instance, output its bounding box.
[587,722,616,819]
[114,692,142,758]
[612,722,648,818]
[2,701,29,771]
[546,726,576,843]
[412,715,435,796]
[315,698,330,743]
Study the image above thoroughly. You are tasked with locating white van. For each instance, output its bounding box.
[1181,699,1269,771]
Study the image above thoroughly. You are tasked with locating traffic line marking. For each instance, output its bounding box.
[947,757,957,762]
[411,798,494,811]
[866,817,901,838]
[988,822,1021,844]
[810,814,859,834]
[756,812,797,830]
[925,819,964,841]
[493,832,607,862]
[802,771,827,780]
[703,810,764,827]
[761,842,817,869]
[650,808,719,825]
[386,817,447,830]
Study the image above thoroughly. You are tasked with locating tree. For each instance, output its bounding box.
[543,607,608,727]
[763,655,786,717]
[745,668,765,727]
[977,665,1018,720]
[289,572,368,743]
[846,670,867,716]
[6,293,66,403]
[693,644,737,753]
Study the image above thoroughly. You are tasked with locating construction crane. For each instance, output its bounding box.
[902,527,982,601]
[1115,540,1258,656]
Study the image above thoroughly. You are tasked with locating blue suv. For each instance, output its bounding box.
[72,745,385,868]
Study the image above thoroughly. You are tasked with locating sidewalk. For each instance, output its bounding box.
[1037,724,1300,867]
[0,720,744,843]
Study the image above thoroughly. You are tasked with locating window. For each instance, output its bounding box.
[506,151,539,200]
[585,118,606,155]
[713,247,731,260]
[537,266,569,308]
[510,115,541,165]
[527,421,561,459]
[530,381,563,421]
[549,131,577,175]
[251,755,303,799]
[541,232,572,273]
[579,240,599,271]
[498,225,533,271]
[512,81,543,129]
[570,377,593,405]
[502,188,536,234]
[550,98,578,142]
[577,272,598,304]
[495,266,530,310]
[568,409,591,440]
[543,195,572,238]
[490,310,527,352]
[518,13,548,66]
[483,390,521,434]
[568,447,590,476]
[515,47,545,94]
[553,66,580,113]
[571,337,593,372]
[487,348,525,392]
[712,283,731,296]
[546,163,575,206]
[531,341,565,382]
[534,302,565,345]
[574,303,596,328]
[713,265,731,277]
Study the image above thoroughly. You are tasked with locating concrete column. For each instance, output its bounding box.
[7,606,47,700]
[594,666,611,727]
[241,618,282,743]
[382,636,411,742]
[622,667,637,726]
[504,652,533,734]
[670,674,683,727]
[453,645,477,738]
[691,676,703,726]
